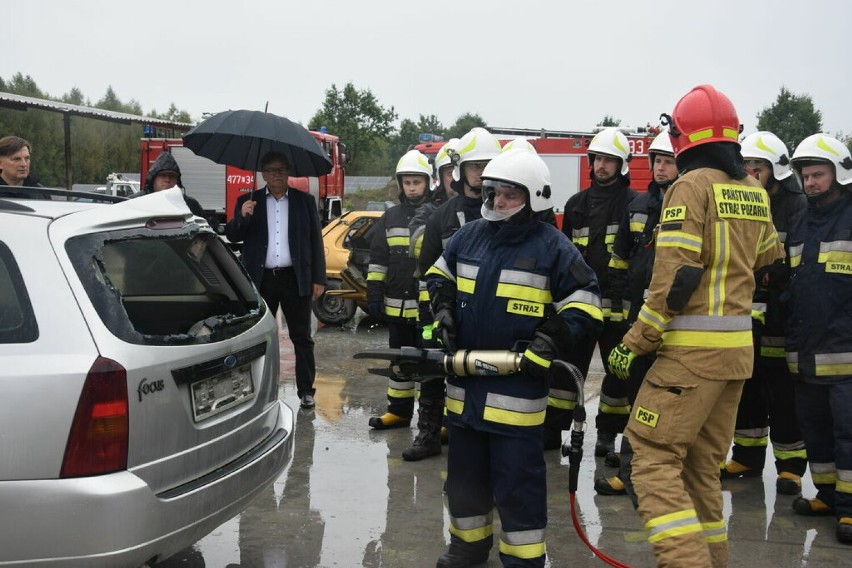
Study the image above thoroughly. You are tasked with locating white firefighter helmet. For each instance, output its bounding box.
[501,137,537,153]
[452,127,503,182]
[434,138,460,174]
[480,148,552,221]
[588,127,631,176]
[395,150,432,190]
[740,131,792,181]
[791,133,852,187]
[647,131,675,169]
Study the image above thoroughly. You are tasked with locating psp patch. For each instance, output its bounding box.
[634,405,659,428]
[507,299,543,317]
[662,206,687,222]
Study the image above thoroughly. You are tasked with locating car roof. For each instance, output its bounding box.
[0,197,107,220]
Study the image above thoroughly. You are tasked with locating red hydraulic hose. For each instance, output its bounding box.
[555,360,634,568]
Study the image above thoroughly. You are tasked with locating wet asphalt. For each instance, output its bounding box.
[158,311,848,568]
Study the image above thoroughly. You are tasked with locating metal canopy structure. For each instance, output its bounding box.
[0,92,194,189]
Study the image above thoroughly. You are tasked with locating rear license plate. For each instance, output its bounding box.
[191,364,255,422]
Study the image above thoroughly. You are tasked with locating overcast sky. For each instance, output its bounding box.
[3,0,849,138]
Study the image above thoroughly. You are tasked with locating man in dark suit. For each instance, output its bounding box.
[225,151,326,409]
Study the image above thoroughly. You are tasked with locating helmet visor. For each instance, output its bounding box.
[481,179,527,221]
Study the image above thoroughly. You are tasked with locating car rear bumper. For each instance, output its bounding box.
[0,401,294,567]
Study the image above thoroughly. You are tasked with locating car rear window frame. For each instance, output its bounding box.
[65,225,265,346]
[0,241,39,344]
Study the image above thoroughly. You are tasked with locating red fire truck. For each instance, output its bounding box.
[414,126,660,227]
[140,130,348,230]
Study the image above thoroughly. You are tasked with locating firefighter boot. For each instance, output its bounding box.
[792,496,833,516]
[594,475,627,496]
[604,451,621,468]
[594,430,616,457]
[837,518,852,545]
[402,401,443,461]
[436,537,491,568]
[368,412,411,430]
[776,472,802,496]
[720,459,761,479]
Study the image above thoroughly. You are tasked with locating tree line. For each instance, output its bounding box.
[0,72,848,185]
[0,73,192,187]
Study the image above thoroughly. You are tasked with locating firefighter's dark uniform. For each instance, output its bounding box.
[623,167,783,566]
[786,191,852,525]
[426,217,602,567]
[604,180,667,496]
[562,179,637,443]
[367,195,430,420]
[727,176,808,478]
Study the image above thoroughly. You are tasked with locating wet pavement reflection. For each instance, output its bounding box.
[158,312,846,567]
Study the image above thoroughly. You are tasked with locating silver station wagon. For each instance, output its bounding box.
[0,187,294,567]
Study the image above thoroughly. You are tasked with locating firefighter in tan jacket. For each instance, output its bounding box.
[607,85,785,568]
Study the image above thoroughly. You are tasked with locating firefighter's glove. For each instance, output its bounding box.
[433,308,456,353]
[520,331,559,380]
[607,342,637,380]
[420,324,438,349]
[368,301,384,320]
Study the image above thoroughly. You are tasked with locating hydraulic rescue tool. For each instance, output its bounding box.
[355,346,633,567]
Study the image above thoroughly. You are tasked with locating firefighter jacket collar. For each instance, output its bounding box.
[676,143,748,180]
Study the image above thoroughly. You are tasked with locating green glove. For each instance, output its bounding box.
[607,342,637,380]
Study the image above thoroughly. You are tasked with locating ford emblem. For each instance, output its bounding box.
[223,355,237,369]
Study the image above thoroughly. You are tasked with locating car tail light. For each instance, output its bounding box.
[61,357,129,478]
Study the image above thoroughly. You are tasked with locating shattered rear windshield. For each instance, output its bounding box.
[66,227,264,345]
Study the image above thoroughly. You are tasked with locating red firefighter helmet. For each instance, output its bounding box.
[665,85,741,155]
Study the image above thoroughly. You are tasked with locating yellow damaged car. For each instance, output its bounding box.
[313,210,383,325]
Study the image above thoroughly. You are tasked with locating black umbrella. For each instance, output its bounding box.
[182,109,333,177]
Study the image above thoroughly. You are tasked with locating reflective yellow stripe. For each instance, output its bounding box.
[458,277,476,294]
[523,349,551,369]
[573,237,589,246]
[812,472,837,485]
[561,301,604,321]
[760,346,785,358]
[815,352,852,376]
[630,221,646,232]
[496,283,553,304]
[702,520,727,543]
[722,128,738,140]
[646,509,703,544]
[662,330,752,348]
[688,129,714,143]
[446,397,463,414]
[388,386,416,398]
[449,519,493,543]
[609,257,629,270]
[657,231,703,253]
[387,236,410,247]
[483,407,545,426]
[499,539,546,560]
[638,305,670,333]
[708,222,730,316]
[774,449,807,460]
[547,388,578,410]
[419,289,430,302]
[734,435,768,447]
[599,402,631,415]
[367,272,386,281]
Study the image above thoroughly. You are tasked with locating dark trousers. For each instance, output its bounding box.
[260,268,315,398]
[731,358,806,475]
[596,321,630,434]
[446,424,547,567]
[794,380,852,518]
[386,321,419,417]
